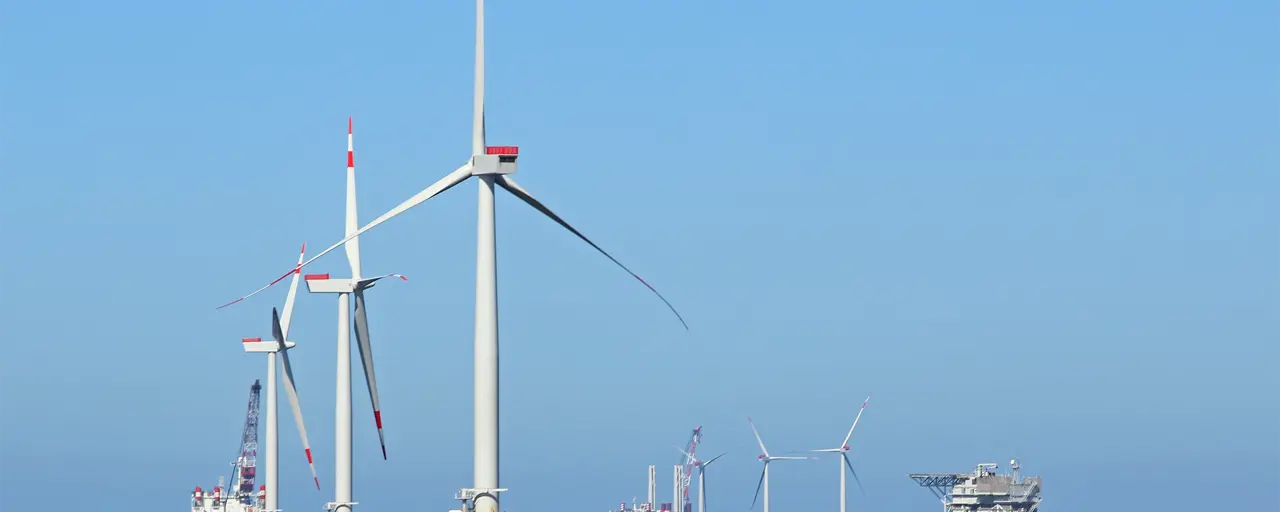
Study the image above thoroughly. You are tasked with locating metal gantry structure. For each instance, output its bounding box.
[674,426,703,512]
[192,381,267,512]
[230,380,262,505]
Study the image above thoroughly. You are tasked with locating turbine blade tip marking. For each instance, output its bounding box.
[374,410,384,429]
[348,117,353,134]
[304,448,313,464]
[314,477,321,491]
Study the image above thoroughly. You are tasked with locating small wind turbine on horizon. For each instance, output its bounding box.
[239,244,323,505]
[676,448,725,512]
[217,1,687,511]
[748,418,817,512]
[808,394,871,512]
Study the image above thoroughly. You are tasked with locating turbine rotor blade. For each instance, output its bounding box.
[273,308,320,490]
[842,453,866,496]
[749,464,766,510]
[279,243,307,337]
[494,175,688,330]
[841,393,871,448]
[703,452,727,466]
[747,417,769,457]
[352,289,387,460]
[216,164,472,308]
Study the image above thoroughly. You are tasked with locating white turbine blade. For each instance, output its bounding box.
[840,393,872,449]
[842,453,866,496]
[749,464,766,510]
[215,266,297,310]
[278,243,307,338]
[272,308,320,491]
[352,289,387,460]
[770,456,819,461]
[215,164,473,308]
[472,0,485,154]
[345,117,363,276]
[357,273,409,289]
[747,417,769,457]
[494,175,688,330]
[675,446,694,460]
[703,452,727,466]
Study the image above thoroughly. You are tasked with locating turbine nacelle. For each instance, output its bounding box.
[303,273,406,294]
[242,337,297,353]
[471,146,519,176]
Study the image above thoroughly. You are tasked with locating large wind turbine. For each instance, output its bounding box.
[302,118,407,512]
[809,394,871,512]
[239,243,321,511]
[748,418,816,512]
[222,1,688,512]
[676,448,725,512]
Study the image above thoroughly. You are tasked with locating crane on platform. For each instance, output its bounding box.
[674,426,703,512]
[231,380,263,505]
[191,380,264,512]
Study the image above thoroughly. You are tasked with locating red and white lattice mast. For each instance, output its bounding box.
[675,426,703,512]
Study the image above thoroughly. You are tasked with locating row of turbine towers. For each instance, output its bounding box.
[213,0,688,511]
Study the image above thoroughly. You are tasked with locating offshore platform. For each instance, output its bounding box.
[190,380,268,512]
[607,427,704,512]
[909,459,1043,512]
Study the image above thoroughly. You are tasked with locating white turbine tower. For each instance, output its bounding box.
[809,394,871,512]
[748,418,816,512]
[239,243,322,511]
[222,2,689,512]
[675,448,725,512]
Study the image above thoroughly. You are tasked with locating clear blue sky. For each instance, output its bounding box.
[1,0,1276,511]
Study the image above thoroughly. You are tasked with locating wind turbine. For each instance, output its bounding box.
[220,2,688,512]
[239,243,321,511]
[217,121,403,511]
[748,418,816,512]
[676,448,725,512]
[240,243,323,505]
[809,394,871,512]
[300,118,408,512]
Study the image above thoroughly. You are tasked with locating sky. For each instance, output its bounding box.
[1,0,1277,511]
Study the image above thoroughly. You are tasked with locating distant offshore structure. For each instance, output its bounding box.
[910,459,1043,512]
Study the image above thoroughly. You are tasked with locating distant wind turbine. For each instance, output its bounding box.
[809,394,871,512]
[748,418,816,512]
